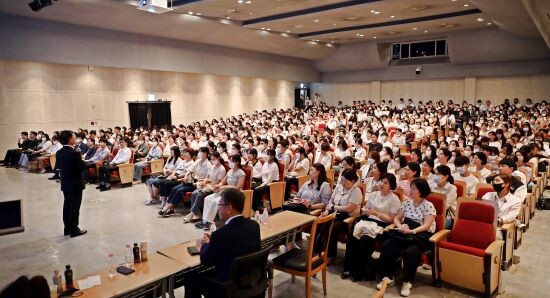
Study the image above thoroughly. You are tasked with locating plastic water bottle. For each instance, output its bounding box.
[107,253,117,279]
[261,209,269,225]
[125,244,133,268]
[254,210,261,222]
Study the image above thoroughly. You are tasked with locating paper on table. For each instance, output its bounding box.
[77,275,101,290]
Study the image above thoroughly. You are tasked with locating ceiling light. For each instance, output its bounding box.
[286,30,291,33]
[187,11,194,15]
[424,30,429,33]
[226,16,231,19]
[266,28,271,31]
[248,12,254,15]
[313,19,319,23]
[487,22,492,25]
[237,0,243,3]
[477,17,484,22]
[330,41,335,43]
[370,10,375,13]
[261,27,265,30]
[195,12,202,16]
[333,23,337,26]
[373,36,377,39]
[464,4,469,7]
[390,15,395,18]
[245,0,252,4]
[374,11,380,14]
[412,27,418,30]
[451,0,457,2]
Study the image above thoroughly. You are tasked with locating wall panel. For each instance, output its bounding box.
[0,59,294,154]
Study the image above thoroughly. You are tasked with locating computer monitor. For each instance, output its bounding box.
[0,199,24,236]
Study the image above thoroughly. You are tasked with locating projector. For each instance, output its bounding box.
[137,0,173,14]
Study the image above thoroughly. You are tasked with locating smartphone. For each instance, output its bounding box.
[187,246,200,256]
[116,266,135,275]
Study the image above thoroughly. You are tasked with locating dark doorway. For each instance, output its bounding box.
[295,88,310,108]
[128,101,172,129]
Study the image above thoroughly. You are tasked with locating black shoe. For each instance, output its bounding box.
[162,209,175,217]
[70,230,87,238]
[96,185,103,189]
[195,221,209,229]
[202,222,212,231]
[100,186,111,192]
[48,175,59,180]
[341,272,351,280]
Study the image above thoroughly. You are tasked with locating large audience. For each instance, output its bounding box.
[1,96,549,296]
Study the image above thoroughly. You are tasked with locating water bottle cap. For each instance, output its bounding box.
[108,253,114,257]
[66,265,71,269]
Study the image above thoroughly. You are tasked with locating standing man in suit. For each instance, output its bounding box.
[57,130,87,238]
[184,188,261,298]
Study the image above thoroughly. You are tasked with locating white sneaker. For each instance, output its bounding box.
[158,201,166,209]
[145,199,158,206]
[400,282,412,297]
[183,213,194,223]
[376,277,394,290]
[192,214,202,222]
[422,264,432,270]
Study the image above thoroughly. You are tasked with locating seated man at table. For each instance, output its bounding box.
[184,188,261,298]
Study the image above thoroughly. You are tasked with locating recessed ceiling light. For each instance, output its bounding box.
[226,16,231,19]
[370,10,375,13]
[424,30,429,33]
[412,27,418,30]
[195,12,202,16]
[313,19,319,23]
[333,23,337,26]
[248,12,254,15]
[451,0,457,2]
[266,28,271,31]
[374,11,380,14]
[464,4,469,6]
[261,27,265,30]
[286,30,291,33]
[477,17,484,22]
[390,15,395,18]
[237,0,243,3]
[330,41,335,43]
[487,22,492,25]
[188,11,194,15]
[245,1,252,4]
[373,36,377,39]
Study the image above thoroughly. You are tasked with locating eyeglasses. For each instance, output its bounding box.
[218,203,230,206]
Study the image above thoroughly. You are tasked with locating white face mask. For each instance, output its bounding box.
[275,148,282,155]
[367,158,375,165]
[295,153,301,159]
[217,147,224,153]
[197,152,204,159]
[211,159,219,166]
[456,166,466,175]
[228,162,235,169]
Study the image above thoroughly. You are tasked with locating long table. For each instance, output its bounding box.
[74,211,316,298]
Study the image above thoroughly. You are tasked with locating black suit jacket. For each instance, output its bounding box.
[56,146,86,193]
[200,216,261,281]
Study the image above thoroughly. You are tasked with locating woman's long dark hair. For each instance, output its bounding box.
[168,146,181,165]
[309,163,327,191]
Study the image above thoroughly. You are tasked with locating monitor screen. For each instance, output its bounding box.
[0,199,24,235]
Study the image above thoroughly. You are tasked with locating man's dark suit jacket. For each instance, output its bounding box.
[56,146,86,193]
[200,216,261,281]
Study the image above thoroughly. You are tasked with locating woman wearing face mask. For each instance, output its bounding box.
[520,123,534,144]
[452,156,479,196]
[216,142,229,162]
[342,173,400,281]
[481,174,522,239]
[424,145,437,161]
[360,151,380,181]
[430,165,457,228]
[283,163,331,214]
[184,152,227,225]
[193,155,245,229]
[284,147,311,200]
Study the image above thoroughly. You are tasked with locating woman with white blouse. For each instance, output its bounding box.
[246,148,262,182]
[184,151,227,222]
[192,155,246,230]
[396,162,421,201]
[377,178,436,297]
[322,169,363,259]
[430,165,457,228]
[470,151,491,182]
[251,149,279,210]
[284,147,311,200]
[283,163,331,214]
[342,173,401,281]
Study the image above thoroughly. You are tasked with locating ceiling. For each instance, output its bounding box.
[0,0,546,60]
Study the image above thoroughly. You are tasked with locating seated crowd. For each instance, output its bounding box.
[2,97,549,296]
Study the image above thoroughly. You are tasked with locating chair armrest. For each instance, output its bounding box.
[343,215,360,226]
[500,222,514,232]
[430,229,451,243]
[118,163,134,169]
[485,240,504,256]
[310,209,322,216]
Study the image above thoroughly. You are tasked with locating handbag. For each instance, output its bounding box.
[387,217,432,249]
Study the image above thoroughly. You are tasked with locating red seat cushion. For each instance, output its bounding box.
[112,171,119,177]
[439,240,486,257]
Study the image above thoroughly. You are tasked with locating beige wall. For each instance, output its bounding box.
[312,74,550,106]
[0,59,294,154]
